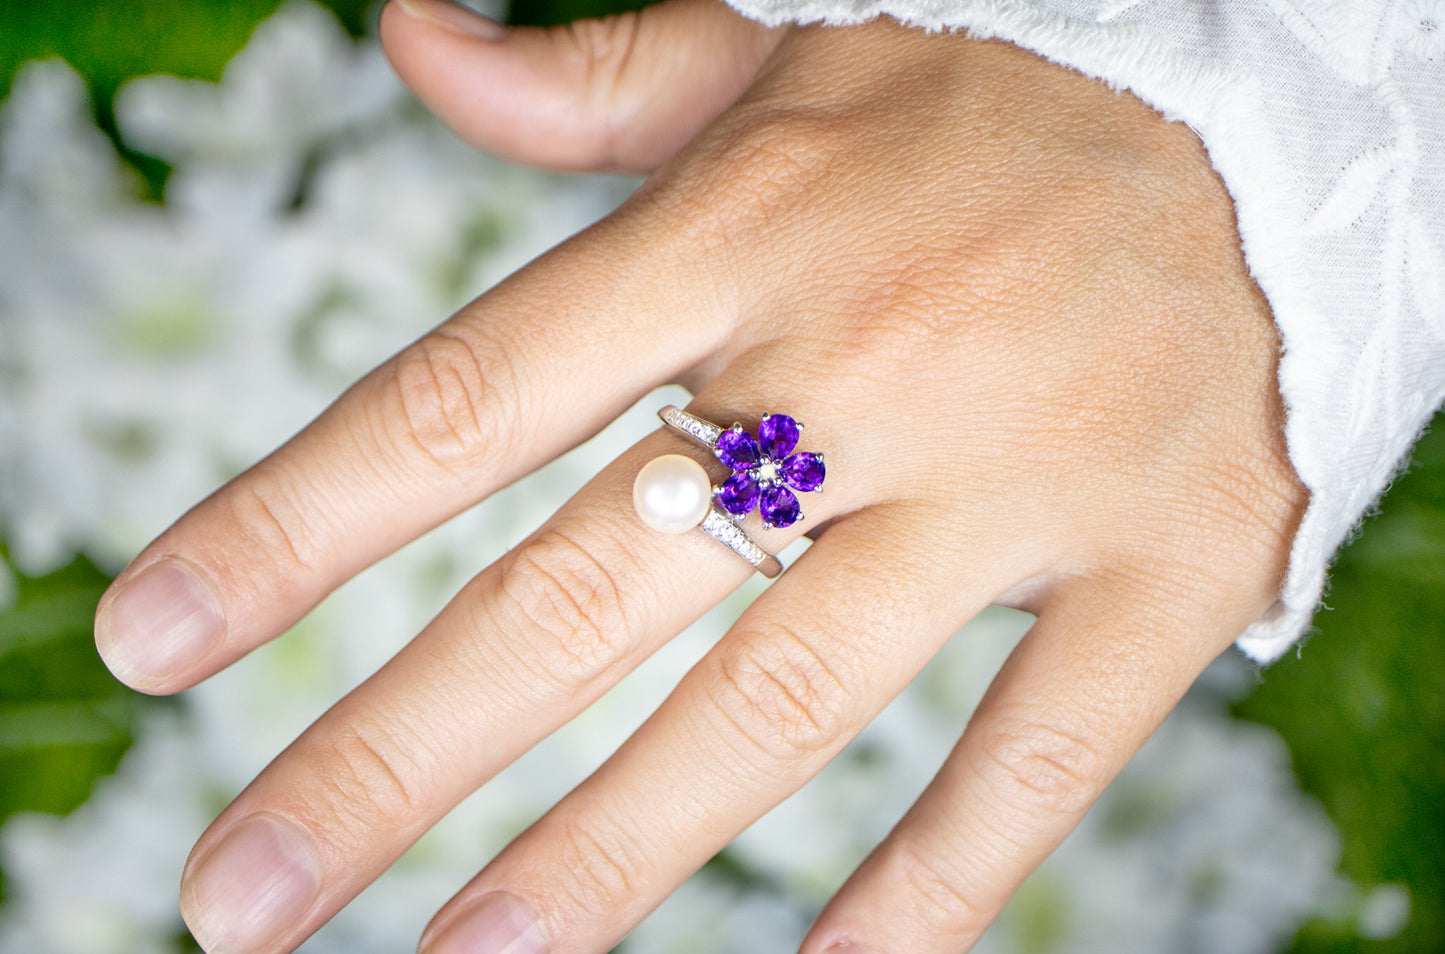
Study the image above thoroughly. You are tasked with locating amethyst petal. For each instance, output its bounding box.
[715,426,761,471]
[781,452,826,493]
[758,414,800,459]
[716,472,760,516]
[759,484,802,528]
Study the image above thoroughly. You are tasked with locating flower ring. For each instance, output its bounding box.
[632,406,829,577]
[713,415,826,529]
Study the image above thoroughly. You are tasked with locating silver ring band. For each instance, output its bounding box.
[659,405,723,448]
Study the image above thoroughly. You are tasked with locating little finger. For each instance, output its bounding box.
[800,577,1256,953]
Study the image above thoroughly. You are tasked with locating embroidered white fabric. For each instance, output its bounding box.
[724,0,1445,662]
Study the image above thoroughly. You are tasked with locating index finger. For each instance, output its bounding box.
[94,217,729,694]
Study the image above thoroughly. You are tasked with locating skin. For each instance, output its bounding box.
[93,1,1308,952]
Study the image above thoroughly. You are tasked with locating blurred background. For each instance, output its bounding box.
[0,1,1440,952]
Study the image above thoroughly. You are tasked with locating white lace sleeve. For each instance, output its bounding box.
[725,0,1445,662]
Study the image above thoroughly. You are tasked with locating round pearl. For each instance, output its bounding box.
[633,454,712,534]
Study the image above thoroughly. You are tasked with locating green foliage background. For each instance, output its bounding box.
[1233,422,1445,953]
[0,2,1440,952]
[0,549,140,905]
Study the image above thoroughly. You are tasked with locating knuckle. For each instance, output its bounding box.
[706,624,849,764]
[383,327,519,473]
[494,529,639,691]
[833,255,982,367]
[549,819,643,916]
[563,14,643,86]
[556,15,645,169]
[898,848,988,940]
[565,16,642,96]
[654,107,844,252]
[1196,450,1305,574]
[310,718,435,835]
[712,116,830,206]
[222,475,319,586]
[976,718,1109,818]
[1119,452,1304,626]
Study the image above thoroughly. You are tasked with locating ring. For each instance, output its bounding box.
[631,405,827,578]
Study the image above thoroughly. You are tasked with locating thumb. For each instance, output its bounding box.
[379,0,785,174]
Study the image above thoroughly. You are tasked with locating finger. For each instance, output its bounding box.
[414,507,1027,954]
[174,399,873,954]
[798,577,1252,953]
[379,0,785,174]
[93,219,727,695]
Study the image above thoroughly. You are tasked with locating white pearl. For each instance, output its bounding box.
[633,454,712,534]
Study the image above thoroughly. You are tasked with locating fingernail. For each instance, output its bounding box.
[394,0,508,40]
[824,944,880,954]
[181,814,322,953]
[96,559,224,687]
[422,892,547,954]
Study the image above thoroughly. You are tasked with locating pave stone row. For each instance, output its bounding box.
[659,406,722,449]
[701,509,781,577]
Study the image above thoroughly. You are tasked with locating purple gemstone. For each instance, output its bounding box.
[759,484,802,528]
[782,453,825,493]
[716,472,760,516]
[715,427,760,471]
[758,414,800,458]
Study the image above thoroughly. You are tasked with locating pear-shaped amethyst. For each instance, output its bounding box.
[715,427,760,470]
[781,452,825,493]
[758,414,800,458]
[759,484,802,528]
[716,472,760,516]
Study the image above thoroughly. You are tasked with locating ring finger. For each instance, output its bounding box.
[801,576,1254,952]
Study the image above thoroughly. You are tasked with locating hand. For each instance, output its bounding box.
[94,2,1306,952]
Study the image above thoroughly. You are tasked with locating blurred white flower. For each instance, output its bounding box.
[0,4,625,574]
[1018,686,1341,954]
[0,3,1355,953]
[116,0,402,213]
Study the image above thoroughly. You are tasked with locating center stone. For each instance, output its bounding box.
[756,461,781,482]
